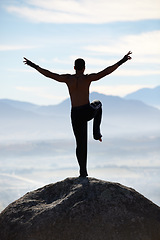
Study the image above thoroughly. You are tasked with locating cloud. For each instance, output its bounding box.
[16,86,67,102]
[6,0,160,23]
[112,69,160,76]
[90,84,157,97]
[0,45,36,51]
[86,67,160,76]
[85,31,160,56]
[84,30,160,69]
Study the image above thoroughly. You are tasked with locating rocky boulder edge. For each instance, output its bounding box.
[0,177,160,240]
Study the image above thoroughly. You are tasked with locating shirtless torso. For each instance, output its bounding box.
[65,73,91,107]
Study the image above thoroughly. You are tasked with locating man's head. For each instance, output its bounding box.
[74,58,85,71]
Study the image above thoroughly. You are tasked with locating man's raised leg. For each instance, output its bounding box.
[90,100,102,141]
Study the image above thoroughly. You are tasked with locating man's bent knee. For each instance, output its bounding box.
[91,100,102,109]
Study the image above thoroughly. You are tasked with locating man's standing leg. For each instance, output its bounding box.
[71,112,88,177]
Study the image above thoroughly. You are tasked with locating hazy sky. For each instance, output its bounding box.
[0,0,160,105]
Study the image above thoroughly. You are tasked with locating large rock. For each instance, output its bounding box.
[0,177,160,240]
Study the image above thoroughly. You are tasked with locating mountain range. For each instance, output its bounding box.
[124,86,160,108]
[0,90,160,141]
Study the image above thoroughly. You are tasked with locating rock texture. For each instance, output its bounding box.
[0,177,160,240]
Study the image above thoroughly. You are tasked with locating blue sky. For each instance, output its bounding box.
[0,0,160,105]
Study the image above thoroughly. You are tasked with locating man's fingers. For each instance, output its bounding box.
[126,51,132,60]
[127,51,132,55]
[23,57,29,64]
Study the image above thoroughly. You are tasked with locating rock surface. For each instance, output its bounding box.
[0,177,160,240]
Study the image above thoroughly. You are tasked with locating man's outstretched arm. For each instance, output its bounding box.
[23,57,68,82]
[88,51,132,82]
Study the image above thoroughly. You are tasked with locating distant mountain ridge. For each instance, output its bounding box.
[1,85,160,115]
[124,86,160,108]
[0,91,160,140]
[0,99,38,112]
[1,92,160,117]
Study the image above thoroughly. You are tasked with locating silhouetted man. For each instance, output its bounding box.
[23,51,132,177]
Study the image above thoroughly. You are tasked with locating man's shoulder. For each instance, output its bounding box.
[72,73,89,78]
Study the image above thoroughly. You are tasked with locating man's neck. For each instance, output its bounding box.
[75,69,85,75]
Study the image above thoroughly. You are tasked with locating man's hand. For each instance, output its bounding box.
[23,57,39,70]
[125,51,132,60]
[117,51,132,66]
